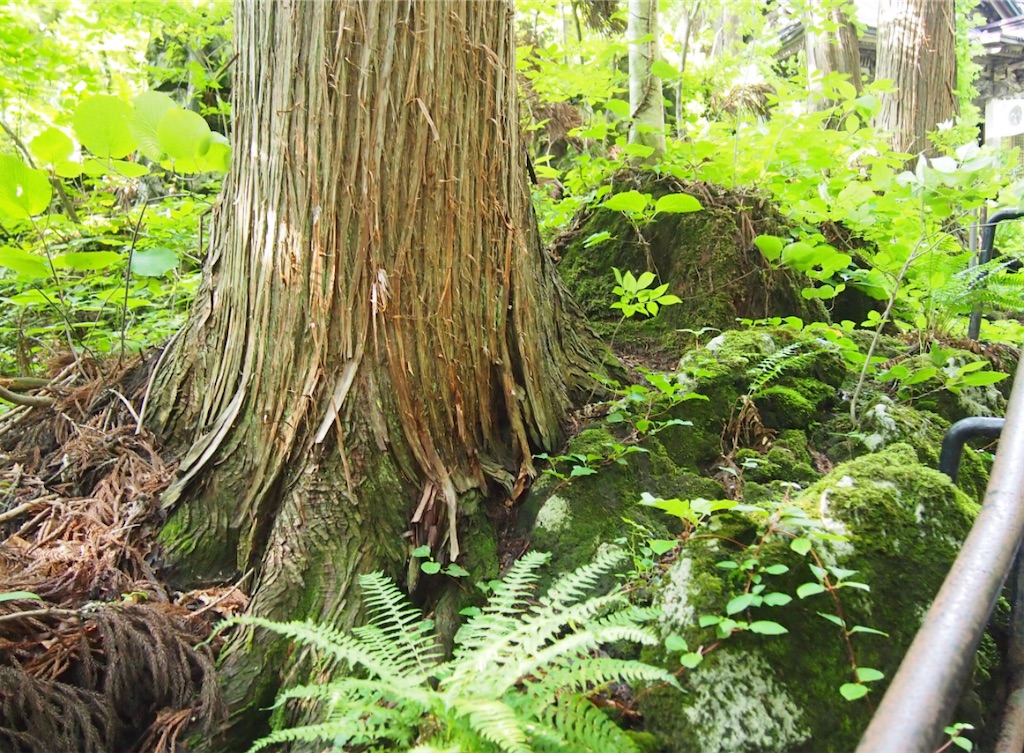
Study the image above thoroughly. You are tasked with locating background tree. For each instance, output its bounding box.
[627,0,666,156]
[803,0,862,109]
[875,0,957,154]
[146,0,603,734]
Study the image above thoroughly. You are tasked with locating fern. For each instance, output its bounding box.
[746,340,832,398]
[230,548,679,753]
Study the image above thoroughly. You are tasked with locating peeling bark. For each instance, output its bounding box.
[875,0,957,155]
[146,0,603,739]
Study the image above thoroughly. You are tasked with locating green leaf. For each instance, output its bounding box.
[583,231,612,248]
[856,667,884,683]
[131,247,180,277]
[0,246,50,279]
[762,564,789,575]
[698,615,721,628]
[158,107,213,162]
[754,235,784,261]
[623,143,655,158]
[848,625,889,637]
[726,593,754,615]
[959,371,1007,387]
[73,95,135,159]
[790,537,812,556]
[747,620,788,635]
[817,612,845,627]
[653,193,703,214]
[30,127,74,165]
[569,465,597,477]
[603,99,631,118]
[130,91,177,161]
[650,60,679,80]
[762,592,792,607]
[421,561,442,575]
[665,634,688,652]
[411,545,432,558]
[0,155,52,219]
[0,591,42,603]
[796,582,826,599]
[196,135,231,173]
[952,736,973,751]
[679,652,703,669]
[648,539,678,555]
[52,251,122,271]
[636,271,656,289]
[839,683,870,701]
[602,190,649,215]
[443,564,470,578]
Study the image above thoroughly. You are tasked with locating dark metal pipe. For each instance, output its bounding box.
[938,417,1004,483]
[855,361,1024,753]
[968,209,1024,340]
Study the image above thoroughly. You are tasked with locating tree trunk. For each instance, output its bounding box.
[804,0,862,109]
[875,0,957,155]
[627,0,666,157]
[147,0,603,740]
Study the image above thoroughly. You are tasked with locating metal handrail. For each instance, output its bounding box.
[855,360,1024,753]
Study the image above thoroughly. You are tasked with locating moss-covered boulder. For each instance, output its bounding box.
[637,444,995,753]
[552,173,826,355]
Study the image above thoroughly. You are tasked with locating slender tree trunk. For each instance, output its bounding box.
[804,0,862,109]
[147,0,603,740]
[627,0,666,157]
[875,0,957,155]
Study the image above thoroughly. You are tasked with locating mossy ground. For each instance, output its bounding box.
[522,323,1010,753]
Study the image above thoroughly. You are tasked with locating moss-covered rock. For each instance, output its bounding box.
[636,443,996,753]
[552,174,826,357]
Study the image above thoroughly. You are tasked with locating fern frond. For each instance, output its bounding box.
[230,616,417,686]
[526,656,679,699]
[541,694,639,753]
[746,341,832,398]
[247,715,412,753]
[356,571,445,681]
[455,698,532,753]
[539,547,627,611]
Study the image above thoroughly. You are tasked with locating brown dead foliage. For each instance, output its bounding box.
[0,355,233,752]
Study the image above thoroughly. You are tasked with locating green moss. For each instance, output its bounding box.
[636,444,997,753]
[553,175,825,359]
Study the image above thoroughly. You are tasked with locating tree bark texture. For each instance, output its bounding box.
[627,0,666,157]
[804,0,862,109]
[146,0,602,729]
[875,0,957,155]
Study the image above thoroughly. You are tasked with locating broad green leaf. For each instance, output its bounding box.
[583,231,612,248]
[0,155,52,219]
[653,193,703,214]
[0,246,49,279]
[622,143,655,159]
[648,539,678,555]
[636,271,656,289]
[131,91,178,161]
[412,545,432,557]
[196,133,231,173]
[747,620,788,635]
[840,683,869,701]
[602,190,649,214]
[52,251,123,271]
[762,592,792,607]
[754,235,784,261]
[903,367,938,386]
[73,95,135,159]
[680,652,703,669]
[158,107,213,162]
[569,465,597,477]
[796,582,826,599]
[650,59,679,80]
[421,561,441,575]
[790,537,812,556]
[726,593,754,615]
[817,612,845,627]
[603,99,631,118]
[131,247,180,277]
[959,371,1007,387]
[762,564,789,575]
[952,736,973,751]
[855,667,884,683]
[30,127,74,165]
[665,634,688,652]
[443,564,470,578]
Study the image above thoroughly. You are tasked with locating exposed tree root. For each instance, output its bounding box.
[0,356,235,752]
